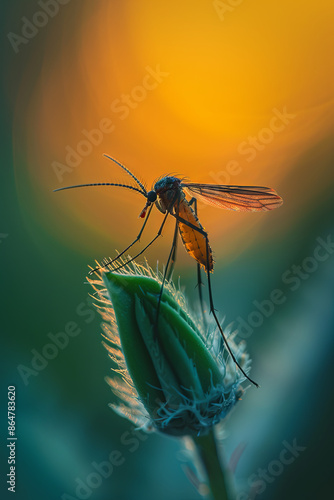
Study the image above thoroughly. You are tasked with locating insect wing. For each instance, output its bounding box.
[182,183,283,212]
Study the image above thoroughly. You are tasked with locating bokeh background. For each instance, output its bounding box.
[1,1,334,499]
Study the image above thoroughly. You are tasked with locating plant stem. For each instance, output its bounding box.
[192,429,234,500]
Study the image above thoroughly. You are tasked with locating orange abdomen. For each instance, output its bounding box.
[177,199,213,272]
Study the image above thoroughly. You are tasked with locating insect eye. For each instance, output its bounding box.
[147,190,157,202]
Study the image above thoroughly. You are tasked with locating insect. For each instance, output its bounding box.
[54,155,283,386]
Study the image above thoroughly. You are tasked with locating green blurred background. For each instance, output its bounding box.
[1,1,334,499]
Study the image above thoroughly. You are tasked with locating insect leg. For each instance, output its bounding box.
[154,214,179,337]
[188,197,207,325]
[111,209,170,272]
[111,196,178,273]
[166,222,178,282]
[170,212,259,388]
[89,204,154,275]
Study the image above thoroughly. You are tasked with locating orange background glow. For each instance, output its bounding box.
[11,0,334,268]
[4,2,334,499]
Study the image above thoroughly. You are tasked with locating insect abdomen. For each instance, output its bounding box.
[177,200,213,272]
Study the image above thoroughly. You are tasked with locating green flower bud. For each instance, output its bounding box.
[89,259,250,437]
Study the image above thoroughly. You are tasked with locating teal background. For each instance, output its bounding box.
[1,2,334,500]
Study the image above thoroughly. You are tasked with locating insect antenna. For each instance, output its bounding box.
[53,182,147,197]
[103,155,147,195]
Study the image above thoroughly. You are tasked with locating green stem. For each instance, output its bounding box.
[192,429,234,500]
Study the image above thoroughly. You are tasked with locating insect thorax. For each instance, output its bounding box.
[153,176,183,213]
